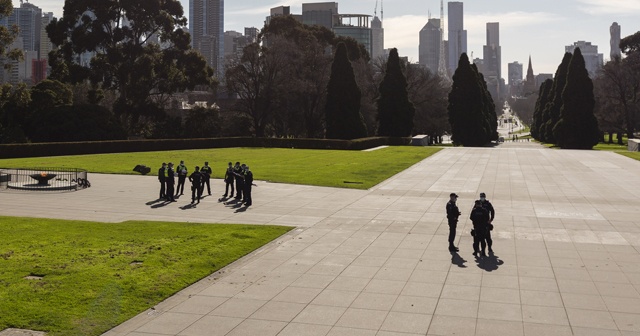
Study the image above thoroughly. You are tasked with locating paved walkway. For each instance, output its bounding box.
[2,143,640,336]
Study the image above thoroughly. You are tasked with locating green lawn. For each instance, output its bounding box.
[0,216,292,336]
[0,147,441,189]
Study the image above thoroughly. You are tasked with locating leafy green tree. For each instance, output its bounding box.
[531,79,553,140]
[183,105,222,138]
[0,0,22,64]
[377,48,415,137]
[0,83,30,143]
[46,0,214,133]
[541,52,572,143]
[474,65,498,141]
[324,42,367,139]
[448,53,489,146]
[29,104,126,142]
[553,48,600,149]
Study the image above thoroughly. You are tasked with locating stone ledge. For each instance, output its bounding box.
[0,329,46,336]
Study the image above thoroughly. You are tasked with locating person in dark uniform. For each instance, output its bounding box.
[189,166,203,204]
[223,162,234,197]
[166,162,176,202]
[446,193,461,252]
[201,162,212,196]
[176,160,188,196]
[478,192,495,254]
[243,165,253,206]
[470,200,490,257]
[233,162,244,200]
[158,162,167,199]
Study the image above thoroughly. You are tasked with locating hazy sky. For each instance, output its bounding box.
[17,0,640,77]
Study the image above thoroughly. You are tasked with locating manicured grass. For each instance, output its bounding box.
[0,147,441,189]
[618,152,640,161]
[0,216,292,336]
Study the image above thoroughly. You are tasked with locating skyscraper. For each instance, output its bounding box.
[1,2,42,57]
[483,22,501,99]
[419,18,441,73]
[371,14,384,60]
[302,2,338,30]
[610,22,621,60]
[507,61,523,86]
[565,41,603,78]
[190,0,224,78]
[447,1,467,75]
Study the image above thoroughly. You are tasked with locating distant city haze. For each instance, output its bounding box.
[16,0,640,76]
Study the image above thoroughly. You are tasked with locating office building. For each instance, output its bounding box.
[565,41,603,78]
[190,0,224,78]
[1,2,42,58]
[447,1,467,74]
[419,18,441,73]
[302,2,338,29]
[610,22,621,60]
[371,14,384,60]
[333,14,373,57]
[536,73,553,87]
[483,22,501,99]
[508,61,523,86]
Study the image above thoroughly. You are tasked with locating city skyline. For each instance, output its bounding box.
[11,0,640,78]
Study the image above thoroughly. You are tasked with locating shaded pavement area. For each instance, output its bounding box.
[1,142,640,335]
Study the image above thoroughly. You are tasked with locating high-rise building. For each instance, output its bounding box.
[482,22,501,99]
[535,73,553,88]
[190,0,224,78]
[610,22,621,60]
[371,15,384,60]
[507,61,523,86]
[302,2,338,30]
[333,14,373,57]
[565,41,603,78]
[419,18,441,73]
[447,1,467,75]
[1,2,42,58]
[245,27,259,43]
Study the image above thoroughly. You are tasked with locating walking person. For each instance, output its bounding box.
[166,162,176,202]
[243,165,253,206]
[189,166,203,204]
[446,193,461,252]
[470,200,490,257]
[478,192,496,254]
[201,161,212,196]
[233,162,244,200]
[223,162,234,197]
[158,162,167,199]
[176,160,188,196]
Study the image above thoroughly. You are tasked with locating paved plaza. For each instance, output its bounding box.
[2,142,640,336]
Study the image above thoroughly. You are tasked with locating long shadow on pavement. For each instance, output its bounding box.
[450,252,468,268]
[475,253,504,272]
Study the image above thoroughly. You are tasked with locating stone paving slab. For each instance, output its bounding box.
[2,143,640,335]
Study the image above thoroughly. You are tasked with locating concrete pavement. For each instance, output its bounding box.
[2,142,640,335]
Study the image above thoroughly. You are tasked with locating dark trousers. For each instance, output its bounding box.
[235,179,244,199]
[159,181,165,198]
[486,229,493,250]
[203,178,211,195]
[448,220,457,245]
[191,184,202,202]
[166,182,175,201]
[177,176,186,195]
[225,180,234,196]
[244,184,252,205]
[473,227,488,253]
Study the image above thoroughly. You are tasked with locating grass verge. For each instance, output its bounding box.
[0,146,441,189]
[0,216,292,336]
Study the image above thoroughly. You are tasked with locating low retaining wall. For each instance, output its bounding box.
[0,137,412,159]
[629,139,640,152]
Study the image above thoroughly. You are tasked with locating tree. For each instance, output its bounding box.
[0,83,30,143]
[0,0,22,64]
[541,52,572,143]
[377,48,415,137]
[47,0,214,133]
[553,48,600,149]
[324,42,367,139]
[531,79,553,140]
[448,53,490,146]
[28,104,126,142]
[404,64,450,143]
[474,65,498,141]
[183,105,222,138]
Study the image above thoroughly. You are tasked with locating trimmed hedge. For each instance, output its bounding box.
[0,137,413,159]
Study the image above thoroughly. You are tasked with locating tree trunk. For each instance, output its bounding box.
[608,132,613,144]
[617,132,624,145]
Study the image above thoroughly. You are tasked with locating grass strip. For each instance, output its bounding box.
[0,216,292,335]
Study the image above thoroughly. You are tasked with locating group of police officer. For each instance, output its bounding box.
[446,192,495,257]
[157,160,254,206]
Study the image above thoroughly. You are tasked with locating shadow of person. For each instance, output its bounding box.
[450,252,467,268]
[150,200,171,208]
[476,253,504,272]
[179,203,197,210]
[146,199,163,205]
[234,206,248,213]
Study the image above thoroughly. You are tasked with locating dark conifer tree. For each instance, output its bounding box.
[376,48,415,137]
[541,52,572,143]
[324,42,368,139]
[531,79,553,140]
[474,65,498,141]
[448,53,488,146]
[553,48,600,149]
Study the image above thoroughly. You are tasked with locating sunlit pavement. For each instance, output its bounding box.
[2,144,640,336]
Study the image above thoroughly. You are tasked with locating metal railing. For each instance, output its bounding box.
[0,167,90,192]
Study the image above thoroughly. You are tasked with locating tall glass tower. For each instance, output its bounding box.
[190,0,224,78]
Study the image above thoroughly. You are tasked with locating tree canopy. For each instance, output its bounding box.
[376,48,415,137]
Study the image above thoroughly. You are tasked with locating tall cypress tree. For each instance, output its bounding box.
[448,53,488,146]
[377,48,415,137]
[324,42,368,139]
[541,52,572,143]
[474,65,498,141]
[531,79,553,140]
[553,48,600,149]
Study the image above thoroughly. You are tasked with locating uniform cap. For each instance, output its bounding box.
[479,192,486,197]
[450,193,458,197]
